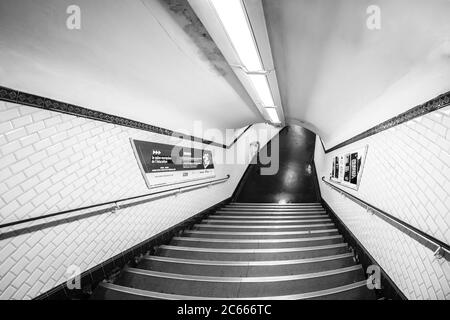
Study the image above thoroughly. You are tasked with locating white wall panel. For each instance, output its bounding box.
[314,106,450,299]
[0,101,279,299]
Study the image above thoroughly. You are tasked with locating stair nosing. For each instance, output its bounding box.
[194,223,335,229]
[124,264,362,283]
[99,280,367,300]
[172,235,342,243]
[159,243,347,253]
[217,210,326,214]
[226,202,322,207]
[184,228,339,236]
[226,209,324,211]
[208,215,327,219]
[144,252,354,266]
[201,219,331,224]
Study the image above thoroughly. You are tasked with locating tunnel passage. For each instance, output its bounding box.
[234,126,321,203]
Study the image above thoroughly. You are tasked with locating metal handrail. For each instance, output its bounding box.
[321,177,449,260]
[0,175,231,230]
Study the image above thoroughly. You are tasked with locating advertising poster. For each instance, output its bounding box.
[334,156,339,179]
[338,156,344,180]
[344,154,350,182]
[131,139,215,189]
[330,145,368,190]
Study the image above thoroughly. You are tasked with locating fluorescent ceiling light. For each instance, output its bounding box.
[265,107,280,124]
[249,74,275,106]
[210,0,262,72]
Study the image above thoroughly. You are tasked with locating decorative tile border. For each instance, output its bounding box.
[326,91,450,153]
[0,85,228,148]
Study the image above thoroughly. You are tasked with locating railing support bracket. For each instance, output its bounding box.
[434,247,444,260]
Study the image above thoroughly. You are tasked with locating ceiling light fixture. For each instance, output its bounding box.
[210,0,281,125]
[210,0,262,72]
[248,74,275,106]
[265,107,280,124]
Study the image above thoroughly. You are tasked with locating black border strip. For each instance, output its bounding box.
[321,177,450,260]
[0,85,259,149]
[322,200,407,300]
[226,124,252,149]
[34,197,231,300]
[325,91,450,153]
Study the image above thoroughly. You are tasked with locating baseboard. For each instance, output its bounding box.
[34,197,231,300]
[321,200,407,300]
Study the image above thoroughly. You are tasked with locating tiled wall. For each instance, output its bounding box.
[314,106,450,299]
[0,101,279,299]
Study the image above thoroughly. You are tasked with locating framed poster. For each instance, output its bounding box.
[330,145,368,190]
[130,139,215,189]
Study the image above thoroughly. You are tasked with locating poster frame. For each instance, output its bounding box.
[329,145,369,191]
[130,138,216,190]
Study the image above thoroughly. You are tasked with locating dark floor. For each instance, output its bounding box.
[235,126,320,203]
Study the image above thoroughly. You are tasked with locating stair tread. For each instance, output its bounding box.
[172,235,342,243]
[209,215,327,219]
[123,265,363,282]
[144,253,354,266]
[139,253,356,277]
[92,201,374,300]
[194,223,335,229]
[202,219,331,224]
[185,229,338,236]
[95,280,372,300]
[159,243,347,253]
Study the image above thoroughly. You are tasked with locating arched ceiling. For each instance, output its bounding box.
[0,0,263,144]
[1,0,449,148]
[262,0,450,148]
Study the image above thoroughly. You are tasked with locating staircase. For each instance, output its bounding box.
[92,203,375,300]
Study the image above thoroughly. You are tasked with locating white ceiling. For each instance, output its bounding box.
[262,0,450,147]
[0,0,263,144]
[1,0,449,147]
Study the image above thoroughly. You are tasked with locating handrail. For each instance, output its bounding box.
[321,177,450,260]
[0,175,231,230]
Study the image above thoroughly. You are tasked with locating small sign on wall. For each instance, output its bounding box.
[130,139,215,189]
[330,145,368,190]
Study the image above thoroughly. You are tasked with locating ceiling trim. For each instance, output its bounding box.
[0,85,245,149]
[324,91,450,153]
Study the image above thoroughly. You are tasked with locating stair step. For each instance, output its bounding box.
[93,280,374,300]
[208,215,327,220]
[201,219,331,225]
[192,223,335,232]
[114,265,365,298]
[215,211,327,216]
[157,243,349,261]
[183,229,340,239]
[139,253,355,276]
[220,208,325,212]
[170,236,343,249]
[228,203,322,207]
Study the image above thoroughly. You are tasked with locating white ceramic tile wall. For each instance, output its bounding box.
[0,101,279,299]
[314,106,450,300]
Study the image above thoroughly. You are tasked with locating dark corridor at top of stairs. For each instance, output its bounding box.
[235,126,320,203]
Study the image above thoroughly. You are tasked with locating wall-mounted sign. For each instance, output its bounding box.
[330,145,368,190]
[130,139,215,189]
